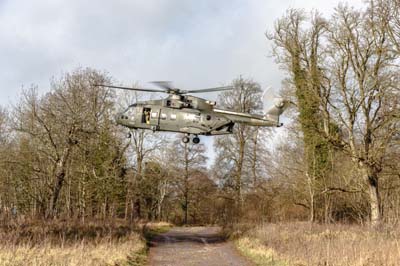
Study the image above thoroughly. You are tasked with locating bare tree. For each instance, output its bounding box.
[368,0,400,54]
[0,107,10,216]
[323,4,399,225]
[169,138,207,224]
[12,68,121,218]
[213,77,263,218]
[116,90,164,220]
[268,4,399,225]
[267,11,333,222]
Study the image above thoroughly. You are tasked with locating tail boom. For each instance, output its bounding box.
[213,109,281,127]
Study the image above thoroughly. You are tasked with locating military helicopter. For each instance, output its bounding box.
[96,81,289,144]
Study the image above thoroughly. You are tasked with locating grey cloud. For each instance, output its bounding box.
[0,0,363,107]
[0,0,364,165]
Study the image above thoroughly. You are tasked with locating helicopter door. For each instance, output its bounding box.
[142,108,151,124]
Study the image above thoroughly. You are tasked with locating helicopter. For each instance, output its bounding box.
[95,81,289,144]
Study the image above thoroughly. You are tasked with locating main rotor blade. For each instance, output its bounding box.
[185,86,233,94]
[94,84,165,93]
[150,81,174,91]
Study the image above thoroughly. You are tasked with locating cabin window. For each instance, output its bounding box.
[161,113,167,120]
[170,114,177,120]
[151,112,158,118]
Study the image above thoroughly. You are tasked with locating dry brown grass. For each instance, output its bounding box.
[142,221,173,231]
[235,222,400,266]
[0,219,146,266]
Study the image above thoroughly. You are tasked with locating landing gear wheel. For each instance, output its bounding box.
[192,136,200,144]
[182,136,190,143]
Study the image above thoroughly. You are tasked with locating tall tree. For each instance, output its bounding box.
[213,77,263,218]
[268,4,399,225]
[12,68,127,219]
[369,0,400,54]
[169,138,207,224]
[117,90,164,221]
[267,9,334,222]
[0,107,11,216]
[322,4,399,225]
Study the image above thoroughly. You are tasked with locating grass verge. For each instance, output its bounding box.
[0,220,147,266]
[233,222,400,266]
[235,237,288,266]
[142,221,173,241]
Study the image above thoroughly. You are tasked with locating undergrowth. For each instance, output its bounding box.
[0,219,147,266]
[233,222,400,266]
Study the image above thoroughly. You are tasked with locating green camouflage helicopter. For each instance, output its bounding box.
[96,81,289,144]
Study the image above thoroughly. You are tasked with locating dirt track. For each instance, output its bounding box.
[148,227,252,266]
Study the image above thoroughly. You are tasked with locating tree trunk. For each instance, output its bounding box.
[47,143,73,219]
[368,181,381,226]
[49,171,65,217]
[236,136,245,214]
[135,156,143,220]
[157,180,167,221]
[184,142,189,225]
[361,164,381,226]
[368,177,381,225]
[251,128,259,187]
[306,173,315,222]
[48,159,67,219]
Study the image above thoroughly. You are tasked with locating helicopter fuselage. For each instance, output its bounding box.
[116,95,280,136]
[96,82,288,143]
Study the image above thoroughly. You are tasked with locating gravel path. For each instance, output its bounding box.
[148,227,253,266]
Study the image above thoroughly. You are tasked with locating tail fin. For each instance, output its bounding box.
[262,88,290,126]
[264,98,290,125]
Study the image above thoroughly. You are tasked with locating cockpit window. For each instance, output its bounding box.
[128,108,135,116]
[122,106,135,118]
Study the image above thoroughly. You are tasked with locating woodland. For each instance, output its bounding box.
[0,0,399,227]
[0,1,399,264]
[0,0,400,265]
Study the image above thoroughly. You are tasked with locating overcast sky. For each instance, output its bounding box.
[0,0,363,163]
[0,0,365,105]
